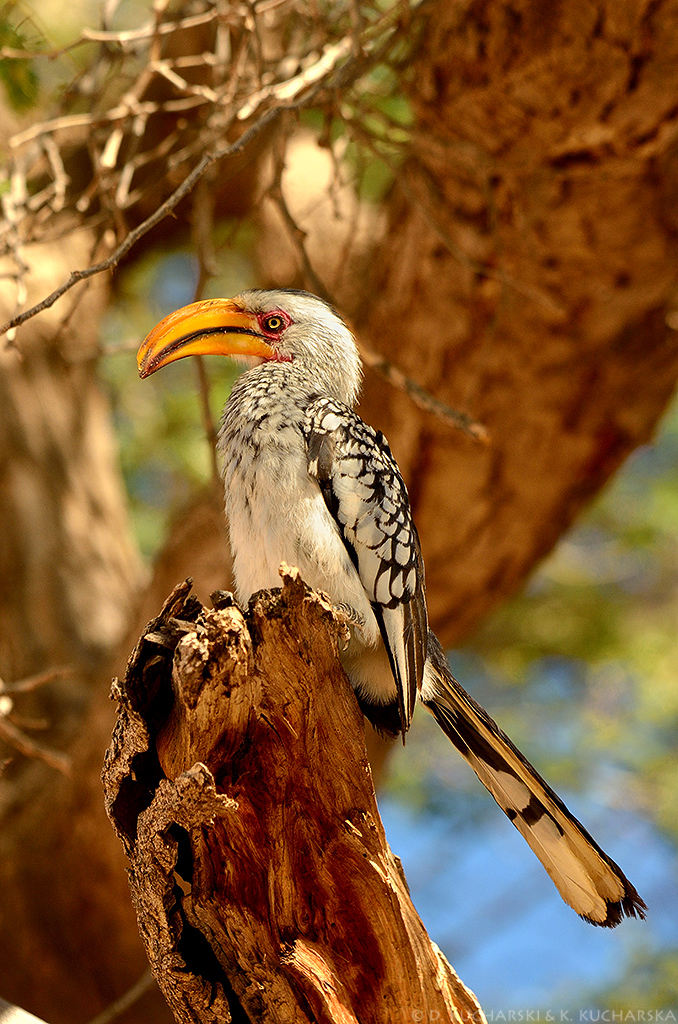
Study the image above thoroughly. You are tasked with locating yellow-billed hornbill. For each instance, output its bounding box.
[138,288,646,928]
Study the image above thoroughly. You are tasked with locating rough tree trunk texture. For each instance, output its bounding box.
[3,2,678,1022]
[103,569,483,1024]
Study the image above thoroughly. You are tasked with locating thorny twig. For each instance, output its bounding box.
[0,103,287,338]
[1,1,409,339]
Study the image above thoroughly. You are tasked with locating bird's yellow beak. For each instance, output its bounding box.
[137,298,276,378]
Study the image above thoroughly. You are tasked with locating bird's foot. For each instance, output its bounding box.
[333,602,365,627]
[331,602,365,648]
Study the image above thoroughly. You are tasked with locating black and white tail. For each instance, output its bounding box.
[420,632,646,927]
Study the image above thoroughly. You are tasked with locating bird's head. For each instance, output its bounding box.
[137,288,362,406]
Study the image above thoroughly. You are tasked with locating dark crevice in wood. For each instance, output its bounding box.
[109,751,164,846]
[103,569,484,1024]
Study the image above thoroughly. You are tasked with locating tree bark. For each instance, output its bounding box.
[103,569,483,1024]
[3,2,678,1021]
[353,0,678,641]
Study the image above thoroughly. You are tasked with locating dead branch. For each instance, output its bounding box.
[0,666,73,695]
[0,667,74,775]
[0,715,71,776]
[0,103,286,339]
[0,0,401,341]
[102,569,484,1024]
[0,0,487,440]
[85,971,156,1024]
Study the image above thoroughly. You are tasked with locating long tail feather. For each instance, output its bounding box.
[420,632,646,927]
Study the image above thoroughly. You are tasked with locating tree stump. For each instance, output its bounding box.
[102,566,484,1024]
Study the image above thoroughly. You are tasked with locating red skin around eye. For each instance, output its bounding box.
[257,309,292,339]
[256,309,294,361]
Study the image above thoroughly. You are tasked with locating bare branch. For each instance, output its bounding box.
[0,716,71,776]
[80,8,242,46]
[0,104,285,338]
[269,152,490,442]
[0,665,73,695]
[191,177,222,487]
[41,136,69,213]
[359,346,491,443]
[85,971,156,1024]
[1,0,409,341]
[0,666,74,773]
[236,35,353,120]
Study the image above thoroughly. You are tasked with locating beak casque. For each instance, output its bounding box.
[137,298,276,378]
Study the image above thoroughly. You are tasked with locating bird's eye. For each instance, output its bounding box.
[262,314,284,333]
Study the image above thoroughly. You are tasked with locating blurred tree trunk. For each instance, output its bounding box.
[0,488,232,1024]
[2,2,678,1023]
[0,231,152,1022]
[0,232,142,709]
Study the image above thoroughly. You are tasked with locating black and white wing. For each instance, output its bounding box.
[305,397,428,737]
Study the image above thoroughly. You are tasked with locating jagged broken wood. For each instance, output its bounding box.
[102,566,484,1024]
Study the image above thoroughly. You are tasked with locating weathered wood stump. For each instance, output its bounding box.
[102,566,484,1024]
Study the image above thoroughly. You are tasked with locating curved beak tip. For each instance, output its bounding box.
[137,352,152,378]
[136,340,157,378]
[135,299,276,378]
